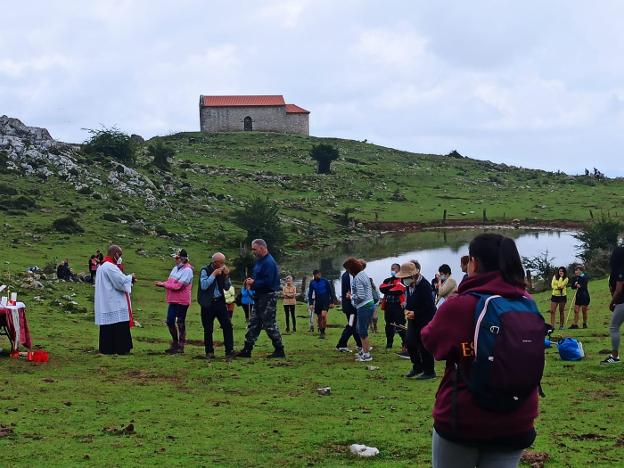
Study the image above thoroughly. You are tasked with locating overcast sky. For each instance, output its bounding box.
[2,1,623,175]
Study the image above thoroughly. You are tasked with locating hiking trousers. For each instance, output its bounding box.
[610,303,624,354]
[244,292,283,350]
[201,299,234,355]
[407,320,434,374]
[432,429,523,468]
[384,301,406,347]
[337,312,362,349]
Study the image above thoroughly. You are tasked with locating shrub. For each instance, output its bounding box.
[52,216,84,234]
[233,198,286,256]
[102,213,120,222]
[148,140,175,170]
[0,195,37,211]
[83,127,136,164]
[0,184,17,195]
[575,216,624,274]
[522,250,555,280]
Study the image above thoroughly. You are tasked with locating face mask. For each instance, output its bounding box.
[391,271,397,277]
[440,274,447,281]
[116,256,123,265]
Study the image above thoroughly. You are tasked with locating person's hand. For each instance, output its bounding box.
[222,266,230,276]
[405,310,415,320]
[400,302,406,309]
[346,292,352,299]
[131,273,137,284]
[154,281,163,287]
[610,302,615,312]
[329,303,335,309]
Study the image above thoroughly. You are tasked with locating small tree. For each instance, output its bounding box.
[310,144,339,174]
[232,198,287,256]
[522,250,555,280]
[575,216,624,274]
[83,127,135,165]
[148,140,175,170]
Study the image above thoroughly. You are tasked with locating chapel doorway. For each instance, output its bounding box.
[243,116,252,131]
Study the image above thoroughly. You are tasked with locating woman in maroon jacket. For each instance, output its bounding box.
[422,233,538,468]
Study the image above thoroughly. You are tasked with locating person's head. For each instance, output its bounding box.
[96,250,101,255]
[285,275,293,285]
[107,245,123,264]
[90,255,95,260]
[574,264,584,276]
[467,234,525,287]
[396,261,421,283]
[176,249,189,265]
[390,263,400,277]
[343,257,364,276]
[460,255,470,273]
[359,259,367,270]
[313,269,321,280]
[438,264,451,280]
[251,239,268,258]
[212,252,226,269]
[557,266,567,279]
[610,246,624,271]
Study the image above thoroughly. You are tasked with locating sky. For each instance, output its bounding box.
[1,0,623,175]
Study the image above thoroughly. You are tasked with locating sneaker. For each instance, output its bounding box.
[385,344,393,350]
[309,327,314,333]
[583,323,588,329]
[600,355,621,365]
[396,351,410,360]
[336,347,352,353]
[225,351,236,359]
[285,328,290,333]
[405,368,422,378]
[415,373,436,380]
[355,352,373,362]
[205,352,216,359]
[268,348,286,359]
[559,326,565,330]
[356,346,373,353]
[234,349,252,358]
[319,333,326,340]
[569,324,579,329]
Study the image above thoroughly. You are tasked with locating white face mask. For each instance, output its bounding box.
[116,256,123,265]
[440,274,447,281]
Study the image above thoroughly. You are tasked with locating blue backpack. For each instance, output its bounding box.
[459,293,546,412]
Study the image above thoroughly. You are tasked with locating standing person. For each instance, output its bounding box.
[89,255,98,283]
[397,261,436,379]
[96,250,104,264]
[154,249,193,354]
[601,246,624,364]
[460,255,470,283]
[241,283,255,322]
[370,277,380,333]
[550,266,568,329]
[224,284,236,321]
[379,263,407,351]
[422,234,542,468]
[282,276,297,333]
[235,239,286,358]
[307,269,336,339]
[94,245,136,355]
[435,264,457,307]
[336,269,362,352]
[570,265,590,329]
[198,252,234,359]
[431,273,441,301]
[343,257,374,362]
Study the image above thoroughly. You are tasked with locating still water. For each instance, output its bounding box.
[281,229,580,291]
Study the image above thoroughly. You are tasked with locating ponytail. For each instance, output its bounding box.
[469,233,525,287]
[498,237,525,287]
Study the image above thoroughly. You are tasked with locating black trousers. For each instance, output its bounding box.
[406,320,434,374]
[201,299,234,355]
[242,304,252,321]
[284,304,296,329]
[337,312,362,348]
[384,301,406,347]
[99,321,133,355]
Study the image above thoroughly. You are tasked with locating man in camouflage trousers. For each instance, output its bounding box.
[235,239,286,358]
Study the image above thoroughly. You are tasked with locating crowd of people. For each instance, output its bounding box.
[91,235,624,467]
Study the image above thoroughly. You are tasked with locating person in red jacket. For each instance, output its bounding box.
[421,233,539,468]
[379,263,407,351]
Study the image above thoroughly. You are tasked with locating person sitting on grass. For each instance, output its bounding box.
[570,265,590,329]
[601,246,624,365]
[550,266,568,329]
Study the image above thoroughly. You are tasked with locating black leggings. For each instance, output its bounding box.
[284,304,296,329]
[242,304,252,321]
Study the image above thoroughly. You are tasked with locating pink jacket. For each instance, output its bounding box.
[163,263,194,305]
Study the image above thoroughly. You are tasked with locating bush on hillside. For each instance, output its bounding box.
[0,195,37,211]
[51,216,85,234]
[575,216,624,274]
[0,183,18,195]
[148,140,175,171]
[83,127,136,165]
[522,250,555,280]
[310,144,339,174]
[233,198,286,256]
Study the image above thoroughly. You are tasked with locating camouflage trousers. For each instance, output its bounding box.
[244,292,284,350]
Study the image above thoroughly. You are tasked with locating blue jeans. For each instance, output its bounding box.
[166,303,188,326]
[356,302,375,338]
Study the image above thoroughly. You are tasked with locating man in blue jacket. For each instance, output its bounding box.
[235,239,285,358]
[307,269,337,339]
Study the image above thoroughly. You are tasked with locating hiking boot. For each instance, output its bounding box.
[293,327,297,332]
[415,373,436,380]
[165,342,179,354]
[569,324,579,329]
[268,348,286,359]
[319,333,326,340]
[336,347,352,353]
[205,352,215,359]
[355,352,373,362]
[235,348,252,358]
[559,325,565,330]
[405,368,422,378]
[225,351,236,360]
[396,351,410,360]
[309,326,314,333]
[600,355,621,365]
[385,344,393,350]
[583,323,588,329]
[285,328,290,333]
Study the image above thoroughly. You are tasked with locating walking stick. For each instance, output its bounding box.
[564,290,578,328]
[391,322,408,331]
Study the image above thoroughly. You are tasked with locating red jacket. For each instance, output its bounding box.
[421,271,538,444]
[379,276,406,304]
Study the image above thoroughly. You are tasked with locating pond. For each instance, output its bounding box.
[280,229,580,292]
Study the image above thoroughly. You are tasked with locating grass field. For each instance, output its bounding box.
[2,265,623,467]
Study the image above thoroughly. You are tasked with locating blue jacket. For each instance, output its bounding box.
[241,287,255,305]
[252,253,280,294]
[308,277,334,303]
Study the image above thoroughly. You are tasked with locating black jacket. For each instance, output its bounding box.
[197,263,231,308]
[341,271,356,315]
[405,275,436,328]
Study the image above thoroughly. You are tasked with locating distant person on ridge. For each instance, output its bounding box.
[154,249,193,354]
[235,239,286,359]
[307,269,336,339]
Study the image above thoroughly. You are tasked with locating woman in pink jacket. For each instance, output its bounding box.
[155,249,194,354]
[422,234,540,468]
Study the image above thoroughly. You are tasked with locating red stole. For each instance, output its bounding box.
[102,256,134,327]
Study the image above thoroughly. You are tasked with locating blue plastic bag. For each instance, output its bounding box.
[557,338,585,361]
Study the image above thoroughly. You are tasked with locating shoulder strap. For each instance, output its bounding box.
[473,294,501,358]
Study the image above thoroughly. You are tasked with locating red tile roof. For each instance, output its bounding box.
[201,95,286,107]
[285,104,310,114]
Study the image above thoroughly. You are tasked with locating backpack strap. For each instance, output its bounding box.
[473,294,501,358]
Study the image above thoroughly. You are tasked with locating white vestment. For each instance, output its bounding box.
[94,262,133,326]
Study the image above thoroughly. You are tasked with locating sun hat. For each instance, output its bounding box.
[395,261,420,278]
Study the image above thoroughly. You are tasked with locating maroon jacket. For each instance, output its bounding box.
[421,271,538,446]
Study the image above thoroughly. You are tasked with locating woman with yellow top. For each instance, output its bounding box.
[550,266,569,329]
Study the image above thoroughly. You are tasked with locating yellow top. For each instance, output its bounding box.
[551,276,568,297]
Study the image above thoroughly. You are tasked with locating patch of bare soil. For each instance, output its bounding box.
[0,425,14,437]
[102,423,135,436]
[520,450,550,467]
